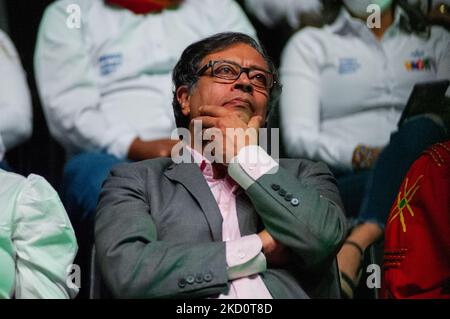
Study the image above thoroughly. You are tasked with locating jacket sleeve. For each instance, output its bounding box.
[95,163,230,298]
[229,146,347,274]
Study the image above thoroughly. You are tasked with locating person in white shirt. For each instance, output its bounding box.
[34,0,256,226]
[0,29,32,171]
[0,169,78,299]
[279,0,450,298]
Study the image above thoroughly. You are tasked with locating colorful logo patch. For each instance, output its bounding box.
[404,58,432,72]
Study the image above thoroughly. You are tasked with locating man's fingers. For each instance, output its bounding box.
[248,115,263,130]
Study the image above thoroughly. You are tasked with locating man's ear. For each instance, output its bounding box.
[176,85,191,117]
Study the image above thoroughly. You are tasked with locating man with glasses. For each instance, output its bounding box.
[95,32,346,299]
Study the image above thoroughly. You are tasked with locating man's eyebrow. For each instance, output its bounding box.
[221,59,271,73]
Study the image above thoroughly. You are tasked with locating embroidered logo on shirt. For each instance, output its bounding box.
[388,175,423,233]
[98,53,123,76]
[411,49,425,59]
[338,58,361,75]
[404,58,432,71]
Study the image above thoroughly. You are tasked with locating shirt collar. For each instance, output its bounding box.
[185,144,240,193]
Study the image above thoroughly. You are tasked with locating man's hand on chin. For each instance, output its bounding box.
[193,105,263,164]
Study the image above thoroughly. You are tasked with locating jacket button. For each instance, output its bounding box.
[195,274,203,283]
[186,275,195,284]
[285,193,293,201]
[178,278,187,288]
[204,273,213,282]
[291,198,300,206]
[271,184,280,191]
[278,189,286,197]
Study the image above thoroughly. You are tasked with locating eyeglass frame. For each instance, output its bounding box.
[196,60,276,91]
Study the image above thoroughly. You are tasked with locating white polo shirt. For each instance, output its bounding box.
[0,30,32,162]
[35,0,256,159]
[280,7,450,171]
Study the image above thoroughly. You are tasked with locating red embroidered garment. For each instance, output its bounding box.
[106,0,182,14]
[382,141,450,299]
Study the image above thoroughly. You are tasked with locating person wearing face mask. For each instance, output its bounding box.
[280,0,450,298]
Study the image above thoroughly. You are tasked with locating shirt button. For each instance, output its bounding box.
[291,198,300,207]
[204,273,213,282]
[178,278,187,288]
[186,275,195,284]
[238,251,246,259]
[271,184,280,191]
[285,193,293,201]
[278,189,287,197]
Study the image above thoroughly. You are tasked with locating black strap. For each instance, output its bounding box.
[344,240,364,257]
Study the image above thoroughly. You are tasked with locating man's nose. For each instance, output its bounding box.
[233,71,253,94]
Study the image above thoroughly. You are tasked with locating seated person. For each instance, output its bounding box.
[0,29,32,172]
[94,32,347,298]
[0,169,78,299]
[34,0,256,227]
[279,0,450,297]
[382,141,450,299]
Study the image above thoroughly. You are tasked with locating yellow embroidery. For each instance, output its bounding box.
[388,175,424,233]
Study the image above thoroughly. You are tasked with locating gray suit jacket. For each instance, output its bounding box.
[95,157,347,299]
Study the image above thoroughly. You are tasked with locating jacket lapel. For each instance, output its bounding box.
[236,191,259,236]
[164,162,223,241]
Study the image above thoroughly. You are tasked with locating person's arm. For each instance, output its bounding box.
[229,145,347,274]
[12,175,78,299]
[204,0,257,37]
[280,30,359,171]
[244,0,323,28]
[0,30,32,156]
[435,27,450,80]
[127,138,179,161]
[34,2,136,158]
[95,163,232,298]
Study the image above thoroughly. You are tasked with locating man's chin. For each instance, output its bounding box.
[233,110,252,124]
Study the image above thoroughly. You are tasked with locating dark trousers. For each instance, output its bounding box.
[0,160,12,172]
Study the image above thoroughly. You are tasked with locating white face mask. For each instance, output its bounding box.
[342,0,393,18]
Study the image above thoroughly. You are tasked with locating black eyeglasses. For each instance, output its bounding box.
[196,60,275,90]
